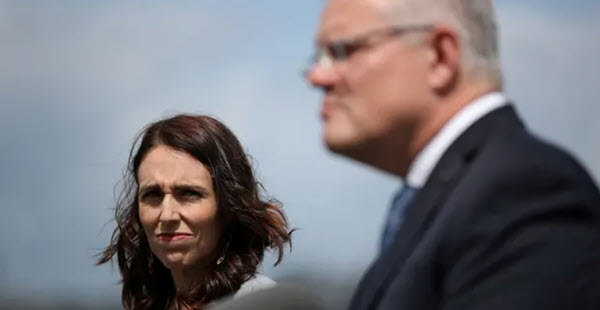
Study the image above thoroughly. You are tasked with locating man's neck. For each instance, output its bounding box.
[403,84,500,175]
[404,89,507,188]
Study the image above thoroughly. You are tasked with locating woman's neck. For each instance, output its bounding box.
[170,264,207,294]
[167,299,200,310]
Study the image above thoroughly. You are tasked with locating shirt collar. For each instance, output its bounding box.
[405,92,508,188]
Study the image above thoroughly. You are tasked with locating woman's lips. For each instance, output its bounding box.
[156,233,192,242]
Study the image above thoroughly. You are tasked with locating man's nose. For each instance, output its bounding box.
[307,63,339,90]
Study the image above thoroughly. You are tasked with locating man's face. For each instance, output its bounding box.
[308,0,432,164]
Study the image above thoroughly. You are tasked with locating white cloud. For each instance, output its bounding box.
[0,2,230,98]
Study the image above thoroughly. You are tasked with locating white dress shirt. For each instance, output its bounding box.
[405,92,508,189]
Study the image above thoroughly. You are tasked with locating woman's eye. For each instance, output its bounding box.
[182,190,202,198]
[141,190,162,200]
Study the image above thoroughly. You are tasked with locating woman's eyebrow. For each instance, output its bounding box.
[138,184,160,194]
[173,184,209,193]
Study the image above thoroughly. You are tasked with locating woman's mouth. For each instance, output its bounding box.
[156,232,192,242]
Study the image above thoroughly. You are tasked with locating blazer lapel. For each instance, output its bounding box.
[355,105,523,310]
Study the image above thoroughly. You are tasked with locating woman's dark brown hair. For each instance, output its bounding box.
[97,114,292,309]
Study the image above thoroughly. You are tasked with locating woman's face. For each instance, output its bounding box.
[137,145,222,272]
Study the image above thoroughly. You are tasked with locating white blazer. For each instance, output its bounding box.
[233,274,277,298]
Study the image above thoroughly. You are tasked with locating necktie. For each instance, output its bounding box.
[380,185,417,254]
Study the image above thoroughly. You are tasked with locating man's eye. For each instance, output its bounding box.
[327,43,346,60]
[342,43,361,58]
[328,42,360,60]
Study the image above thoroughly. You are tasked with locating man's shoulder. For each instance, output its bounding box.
[441,124,600,232]
[475,125,597,190]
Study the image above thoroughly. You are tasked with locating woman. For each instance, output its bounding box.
[98,114,292,310]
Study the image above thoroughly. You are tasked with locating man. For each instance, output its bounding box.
[306,0,600,309]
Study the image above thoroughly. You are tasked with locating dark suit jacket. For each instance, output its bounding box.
[350,105,600,310]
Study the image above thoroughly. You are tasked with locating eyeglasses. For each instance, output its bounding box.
[307,24,432,71]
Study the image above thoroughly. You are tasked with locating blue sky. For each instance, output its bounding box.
[1,0,599,305]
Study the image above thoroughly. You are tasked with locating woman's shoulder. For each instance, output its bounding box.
[233,273,277,298]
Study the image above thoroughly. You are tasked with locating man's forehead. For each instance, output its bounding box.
[318,0,389,40]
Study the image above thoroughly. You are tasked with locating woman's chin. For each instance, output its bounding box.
[160,253,208,273]
[159,253,189,270]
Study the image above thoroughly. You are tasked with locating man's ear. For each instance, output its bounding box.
[426,26,460,94]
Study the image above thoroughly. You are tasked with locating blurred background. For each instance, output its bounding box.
[1,0,598,309]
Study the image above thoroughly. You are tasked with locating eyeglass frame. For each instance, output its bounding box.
[308,24,433,71]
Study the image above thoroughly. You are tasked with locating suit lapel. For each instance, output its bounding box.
[359,146,467,310]
[354,105,523,310]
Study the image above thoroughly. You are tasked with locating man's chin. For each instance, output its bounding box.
[323,132,349,152]
[324,140,347,155]
[323,133,362,156]
[323,130,383,165]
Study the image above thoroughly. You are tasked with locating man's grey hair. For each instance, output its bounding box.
[383,0,503,88]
